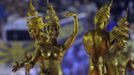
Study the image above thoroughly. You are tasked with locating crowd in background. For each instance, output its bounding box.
[0,0,134,74]
[0,0,134,30]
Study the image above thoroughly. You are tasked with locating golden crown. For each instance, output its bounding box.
[27,0,60,29]
[94,0,113,25]
[27,0,38,17]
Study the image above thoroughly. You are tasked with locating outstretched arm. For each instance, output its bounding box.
[12,47,41,72]
[30,45,41,66]
[64,12,78,52]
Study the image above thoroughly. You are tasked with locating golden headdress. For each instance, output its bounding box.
[94,0,113,25]
[27,0,60,30]
[27,0,38,17]
[117,9,128,27]
[44,0,60,29]
[27,0,44,29]
[111,9,129,42]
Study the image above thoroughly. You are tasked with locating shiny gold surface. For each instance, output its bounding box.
[83,0,131,75]
[83,1,112,74]
[104,13,130,75]
[12,0,78,75]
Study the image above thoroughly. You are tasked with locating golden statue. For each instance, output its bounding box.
[12,0,78,75]
[83,0,113,75]
[104,10,133,75]
[83,0,133,73]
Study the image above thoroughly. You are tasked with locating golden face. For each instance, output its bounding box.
[47,24,59,39]
[29,28,40,38]
[28,16,44,38]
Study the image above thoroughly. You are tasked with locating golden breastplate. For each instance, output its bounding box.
[41,45,63,60]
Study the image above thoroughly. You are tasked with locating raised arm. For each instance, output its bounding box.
[63,12,78,51]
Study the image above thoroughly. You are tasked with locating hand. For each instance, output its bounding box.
[25,52,32,61]
[24,53,33,70]
[24,62,33,70]
[64,11,77,17]
[12,53,33,72]
[12,61,21,72]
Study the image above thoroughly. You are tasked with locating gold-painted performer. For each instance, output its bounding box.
[104,11,133,75]
[83,0,132,74]
[12,0,78,75]
[83,1,113,75]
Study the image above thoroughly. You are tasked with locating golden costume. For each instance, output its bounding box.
[83,0,132,75]
[12,0,78,75]
[83,1,113,75]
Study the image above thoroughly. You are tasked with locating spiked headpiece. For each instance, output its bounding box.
[94,0,113,25]
[44,0,60,29]
[27,0,44,29]
[27,0,60,30]
[118,9,128,26]
[27,0,38,17]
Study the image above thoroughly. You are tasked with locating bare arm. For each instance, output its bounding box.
[12,46,41,72]
[64,12,78,52]
[30,46,41,66]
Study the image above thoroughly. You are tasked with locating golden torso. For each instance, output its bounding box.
[39,44,64,75]
[83,30,109,75]
[83,30,109,58]
[105,52,130,75]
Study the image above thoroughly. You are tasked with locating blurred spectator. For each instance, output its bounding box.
[0,1,7,24]
[79,0,97,18]
[7,0,27,23]
[0,0,134,74]
[130,23,134,40]
[0,0,133,26]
